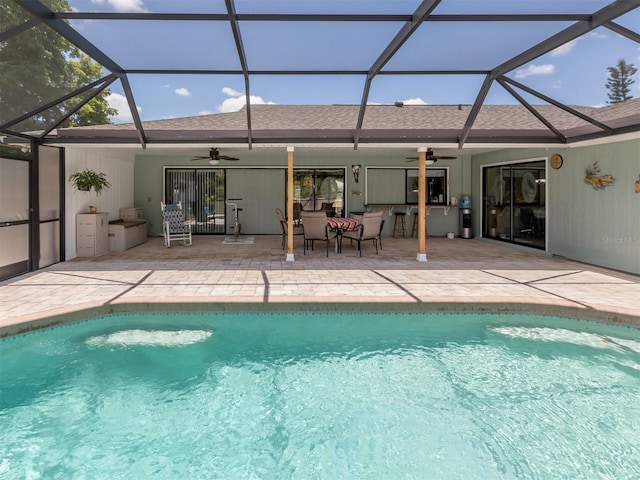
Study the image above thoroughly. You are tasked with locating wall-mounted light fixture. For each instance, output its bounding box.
[352,164,361,183]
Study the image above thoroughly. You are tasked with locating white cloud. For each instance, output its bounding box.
[218,87,275,113]
[92,0,148,13]
[550,39,579,57]
[401,97,428,105]
[106,93,141,123]
[198,110,214,116]
[551,32,607,57]
[585,31,608,40]
[551,80,562,89]
[514,64,555,79]
[222,87,244,97]
[174,88,191,97]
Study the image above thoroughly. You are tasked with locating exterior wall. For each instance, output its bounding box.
[61,138,639,273]
[65,148,135,259]
[226,168,285,235]
[134,150,472,238]
[472,138,640,275]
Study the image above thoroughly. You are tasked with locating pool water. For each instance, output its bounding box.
[1,312,639,479]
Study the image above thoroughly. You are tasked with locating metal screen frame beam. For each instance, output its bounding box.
[225,0,253,148]
[13,0,147,148]
[605,21,640,43]
[496,78,566,143]
[354,0,442,149]
[501,77,613,133]
[0,18,39,42]
[0,75,116,131]
[39,76,119,139]
[52,12,595,23]
[459,0,638,147]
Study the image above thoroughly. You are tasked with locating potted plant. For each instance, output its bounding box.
[69,169,111,214]
[69,169,111,195]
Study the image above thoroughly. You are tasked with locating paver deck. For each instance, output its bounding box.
[1,235,638,336]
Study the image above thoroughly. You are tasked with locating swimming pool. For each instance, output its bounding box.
[1,312,639,479]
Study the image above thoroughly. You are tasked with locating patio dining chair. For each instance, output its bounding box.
[276,207,303,249]
[300,211,336,257]
[161,201,192,247]
[342,210,383,256]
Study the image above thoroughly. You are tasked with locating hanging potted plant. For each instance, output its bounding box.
[69,169,111,213]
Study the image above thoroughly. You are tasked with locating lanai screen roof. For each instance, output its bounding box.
[1,0,639,150]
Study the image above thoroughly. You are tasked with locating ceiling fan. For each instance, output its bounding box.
[407,148,456,164]
[191,148,239,165]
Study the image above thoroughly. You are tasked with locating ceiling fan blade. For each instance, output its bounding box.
[435,156,457,160]
[191,156,210,160]
[219,155,240,161]
[407,156,444,162]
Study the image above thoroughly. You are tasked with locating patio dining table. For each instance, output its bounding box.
[327,217,360,253]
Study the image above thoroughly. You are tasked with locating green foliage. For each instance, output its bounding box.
[64,56,117,127]
[0,1,117,130]
[69,169,111,195]
[606,59,637,104]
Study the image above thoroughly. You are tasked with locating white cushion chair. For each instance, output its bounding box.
[161,201,192,247]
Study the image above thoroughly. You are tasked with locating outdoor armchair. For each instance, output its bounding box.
[300,211,336,257]
[342,211,383,256]
[276,207,303,249]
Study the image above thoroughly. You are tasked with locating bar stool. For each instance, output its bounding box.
[411,211,428,238]
[393,211,407,238]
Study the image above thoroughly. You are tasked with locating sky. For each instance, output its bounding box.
[62,0,640,124]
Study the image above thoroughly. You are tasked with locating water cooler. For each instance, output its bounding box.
[460,195,473,239]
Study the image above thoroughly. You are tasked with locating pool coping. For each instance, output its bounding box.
[2,300,638,338]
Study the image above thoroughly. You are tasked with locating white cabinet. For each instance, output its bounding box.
[76,213,109,257]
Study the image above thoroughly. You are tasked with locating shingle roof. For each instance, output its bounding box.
[54,99,639,146]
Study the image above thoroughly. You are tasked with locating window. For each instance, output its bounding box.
[406,168,448,205]
[287,169,345,218]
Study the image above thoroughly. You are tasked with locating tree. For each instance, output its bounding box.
[65,56,118,127]
[0,0,117,131]
[606,59,637,104]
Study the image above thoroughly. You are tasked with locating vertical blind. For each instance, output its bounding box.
[164,168,226,234]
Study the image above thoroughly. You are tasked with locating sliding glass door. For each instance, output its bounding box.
[483,160,546,249]
[164,168,226,234]
[288,169,345,218]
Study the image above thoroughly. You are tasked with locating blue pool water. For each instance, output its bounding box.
[1,312,639,479]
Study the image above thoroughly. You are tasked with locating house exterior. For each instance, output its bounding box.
[1,2,639,280]
[3,101,637,281]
